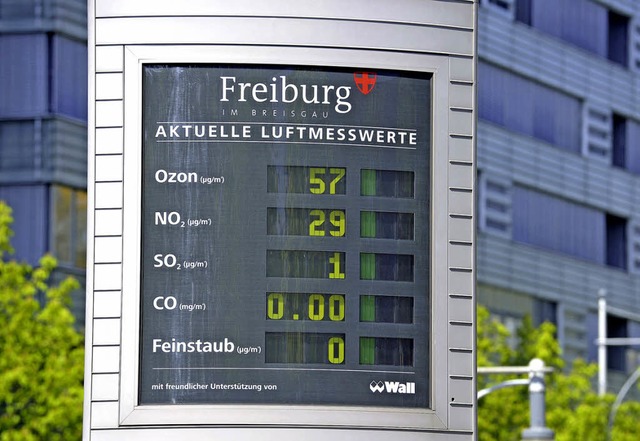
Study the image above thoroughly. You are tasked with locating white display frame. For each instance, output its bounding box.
[117,44,452,431]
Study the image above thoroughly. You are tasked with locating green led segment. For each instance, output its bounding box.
[359,295,413,323]
[266,332,345,364]
[266,293,345,321]
[359,337,414,366]
[360,211,414,239]
[267,208,346,237]
[267,166,346,195]
[360,253,414,281]
[360,169,414,198]
[359,337,375,365]
[267,250,345,279]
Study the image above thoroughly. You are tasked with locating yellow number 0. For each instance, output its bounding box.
[328,336,345,364]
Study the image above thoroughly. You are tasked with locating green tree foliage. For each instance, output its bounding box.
[0,203,84,440]
[478,305,640,441]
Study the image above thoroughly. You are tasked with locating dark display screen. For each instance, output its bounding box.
[139,65,431,408]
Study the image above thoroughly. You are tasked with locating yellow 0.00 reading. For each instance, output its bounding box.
[267,292,345,321]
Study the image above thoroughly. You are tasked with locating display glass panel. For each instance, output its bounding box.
[140,65,431,408]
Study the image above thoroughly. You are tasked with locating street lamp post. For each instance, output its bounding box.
[478,359,555,441]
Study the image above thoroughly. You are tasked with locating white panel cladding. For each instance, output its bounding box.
[86,0,477,438]
[478,172,512,238]
[95,0,475,29]
[95,127,123,154]
[582,103,613,163]
[96,46,124,72]
[95,17,473,56]
[95,209,123,236]
[93,291,122,318]
[92,346,121,373]
[96,73,123,100]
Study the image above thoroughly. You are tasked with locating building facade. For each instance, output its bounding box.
[0,0,88,321]
[477,0,640,389]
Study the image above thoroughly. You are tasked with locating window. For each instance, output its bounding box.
[608,10,629,66]
[534,299,557,327]
[607,315,627,372]
[478,172,512,237]
[512,0,631,68]
[512,187,605,263]
[51,185,87,268]
[612,114,626,169]
[0,34,87,120]
[478,63,581,152]
[605,214,627,270]
[514,0,531,25]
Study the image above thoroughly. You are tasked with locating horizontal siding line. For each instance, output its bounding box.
[449,293,473,299]
[94,14,475,33]
[449,320,473,326]
[94,234,123,238]
[95,41,475,59]
[450,160,473,166]
[449,267,473,273]
[449,347,473,353]
[449,402,473,408]
[450,79,474,86]
[450,375,473,380]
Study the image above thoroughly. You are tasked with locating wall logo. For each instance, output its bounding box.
[354,72,377,95]
[369,381,416,394]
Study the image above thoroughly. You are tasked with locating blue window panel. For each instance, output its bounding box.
[0,34,48,117]
[478,63,581,153]
[607,315,627,371]
[530,0,607,58]
[512,186,605,264]
[608,10,629,66]
[606,214,627,270]
[51,36,88,121]
[0,186,48,265]
[625,120,640,175]
[477,63,505,126]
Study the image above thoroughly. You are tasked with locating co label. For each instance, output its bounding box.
[153,296,177,310]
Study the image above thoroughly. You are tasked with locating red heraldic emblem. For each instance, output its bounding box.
[354,72,377,95]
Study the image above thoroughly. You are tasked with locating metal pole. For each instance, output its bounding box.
[521,359,554,441]
[598,289,607,397]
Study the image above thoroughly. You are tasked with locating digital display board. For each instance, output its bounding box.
[140,65,431,408]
